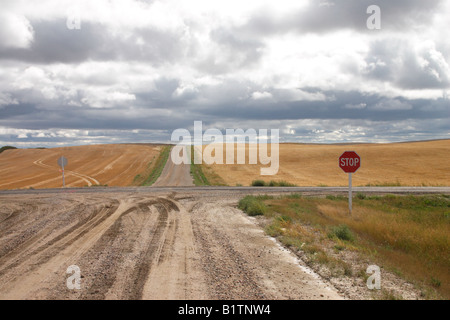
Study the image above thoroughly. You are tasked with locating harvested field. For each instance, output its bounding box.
[0,144,163,190]
[205,140,450,187]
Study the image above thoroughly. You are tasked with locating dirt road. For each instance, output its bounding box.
[153,147,194,187]
[0,190,341,300]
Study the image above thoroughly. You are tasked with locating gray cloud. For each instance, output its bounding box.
[195,27,265,75]
[0,20,187,65]
[1,85,448,131]
[239,0,444,36]
[363,38,450,89]
[0,0,449,147]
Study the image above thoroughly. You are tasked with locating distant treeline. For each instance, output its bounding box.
[0,146,17,154]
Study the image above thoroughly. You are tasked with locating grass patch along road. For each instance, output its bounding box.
[238,193,450,299]
[190,146,209,186]
[134,145,172,186]
[251,180,297,187]
[190,146,227,186]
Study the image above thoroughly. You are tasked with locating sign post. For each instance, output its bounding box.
[57,156,68,188]
[349,172,352,213]
[339,151,361,214]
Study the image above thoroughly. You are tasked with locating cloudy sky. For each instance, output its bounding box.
[0,0,449,147]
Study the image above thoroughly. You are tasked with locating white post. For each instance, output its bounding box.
[62,164,66,188]
[348,172,352,214]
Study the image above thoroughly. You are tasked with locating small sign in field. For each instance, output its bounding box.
[57,156,68,168]
[58,156,68,187]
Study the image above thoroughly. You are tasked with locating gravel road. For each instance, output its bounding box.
[153,152,194,187]
[0,190,343,300]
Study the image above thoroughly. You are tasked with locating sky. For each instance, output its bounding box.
[0,0,449,147]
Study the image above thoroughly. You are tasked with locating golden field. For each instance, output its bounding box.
[204,140,450,186]
[0,144,162,189]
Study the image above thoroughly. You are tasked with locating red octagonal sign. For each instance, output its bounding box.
[339,151,361,173]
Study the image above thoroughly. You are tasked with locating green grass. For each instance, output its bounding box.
[238,193,450,299]
[325,195,347,201]
[134,145,171,186]
[286,193,302,199]
[328,224,354,242]
[190,146,210,186]
[251,180,266,186]
[251,180,297,187]
[188,146,228,186]
[238,195,272,216]
[365,181,402,187]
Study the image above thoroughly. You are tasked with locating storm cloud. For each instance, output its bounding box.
[0,0,449,147]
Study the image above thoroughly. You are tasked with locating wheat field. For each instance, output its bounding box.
[204,140,450,186]
[0,144,162,189]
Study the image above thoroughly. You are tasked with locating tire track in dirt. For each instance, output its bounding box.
[127,198,177,299]
[0,194,197,300]
[190,200,343,300]
[0,192,344,300]
[0,207,16,224]
[0,201,59,259]
[0,200,119,276]
[0,202,35,233]
[140,198,209,300]
[191,202,267,300]
[0,198,131,299]
[75,199,168,299]
[43,197,183,300]
[32,159,100,187]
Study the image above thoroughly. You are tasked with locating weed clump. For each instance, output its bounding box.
[328,225,354,242]
[238,195,269,216]
[251,180,297,187]
[251,180,266,187]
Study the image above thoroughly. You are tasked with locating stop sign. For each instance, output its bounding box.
[339,151,361,173]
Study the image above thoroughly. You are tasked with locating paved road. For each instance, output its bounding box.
[1,186,449,196]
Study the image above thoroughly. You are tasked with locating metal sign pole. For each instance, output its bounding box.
[58,156,68,188]
[62,164,65,188]
[339,151,359,215]
[349,172,352,214]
